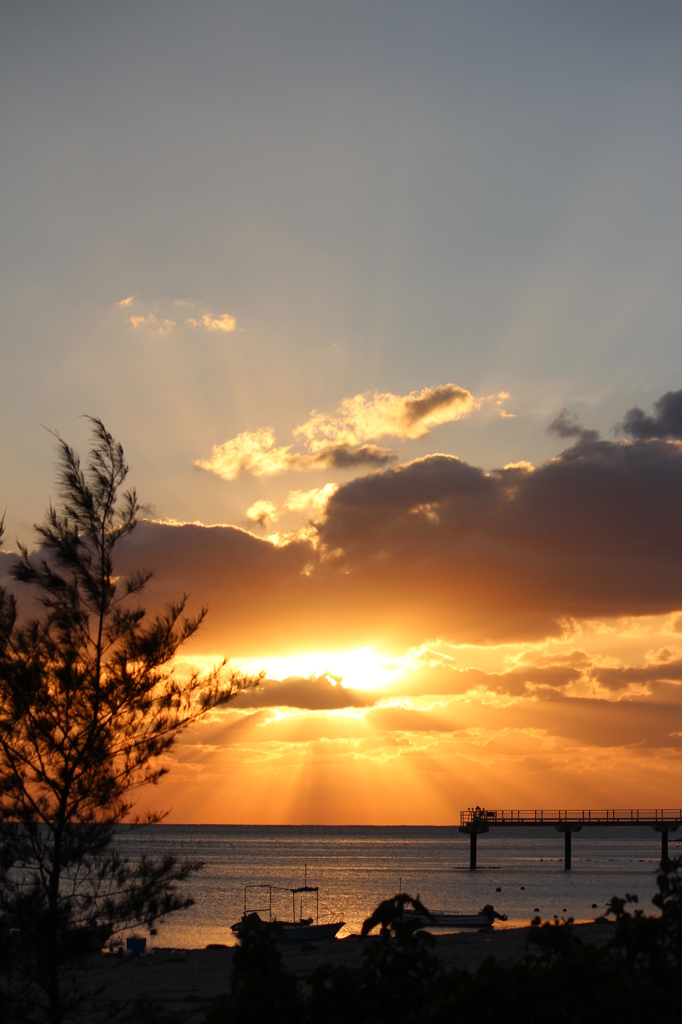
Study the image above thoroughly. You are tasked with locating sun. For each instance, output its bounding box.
[236,647,405,692]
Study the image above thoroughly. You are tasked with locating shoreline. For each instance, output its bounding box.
[77,920,617,1022]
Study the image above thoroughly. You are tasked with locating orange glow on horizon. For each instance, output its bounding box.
[150,612,682,825]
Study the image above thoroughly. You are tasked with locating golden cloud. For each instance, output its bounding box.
[644,645,682,666]
[194,429,394,480]
[284,484,338,518]
[245,500,279,528]
[294,383,477,450]
[120,296,236,334]
[196,384,475,481]
[495,391,516,419]
[195,429,291,479]
[201,312,237,332]
[128,314,176,331]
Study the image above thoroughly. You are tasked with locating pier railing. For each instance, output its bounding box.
[460,808,682,827]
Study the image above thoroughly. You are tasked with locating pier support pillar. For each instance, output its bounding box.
[459,823,489,870]
[555,825,582,870]
[653,825,678,864]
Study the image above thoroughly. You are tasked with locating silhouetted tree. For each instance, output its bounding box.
[0,420,258,1023]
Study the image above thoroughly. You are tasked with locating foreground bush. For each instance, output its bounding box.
[205,858,682,1024]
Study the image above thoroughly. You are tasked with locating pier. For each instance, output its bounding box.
[459,808,682,870]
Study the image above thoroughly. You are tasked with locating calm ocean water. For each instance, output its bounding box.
[114,825,676,948]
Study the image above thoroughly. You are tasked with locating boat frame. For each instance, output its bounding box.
[233,866,345,941]
[242,866,320,926]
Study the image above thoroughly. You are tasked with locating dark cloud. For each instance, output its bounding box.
[316,444,396,469]
[232,675,372,711]
[587,662,682,691]
[316,437,682,641]
[112,521,316,654]
[457,693,682,751]
[245,687,682,753]
[521,694,682,750]
[385,659,682,701]
[547,408,599,443]
[9,430,682,653]
[618,390,682,440]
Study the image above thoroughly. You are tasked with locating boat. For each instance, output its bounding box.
[231,868,345,942]
[402,904,507,928]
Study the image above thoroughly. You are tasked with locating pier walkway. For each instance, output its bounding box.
[459,808,682,869]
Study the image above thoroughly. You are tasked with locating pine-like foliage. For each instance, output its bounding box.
[0,420,257,1023]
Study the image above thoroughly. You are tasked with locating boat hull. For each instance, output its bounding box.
[274,921,344,942]
[403,911,498,928]
[232,914,344,942]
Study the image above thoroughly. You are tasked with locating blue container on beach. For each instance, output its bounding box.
[126,936,146,954]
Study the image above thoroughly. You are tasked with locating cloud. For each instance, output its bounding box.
[200,312,236,332]
[547,408,599,443]
[111,429,682,655]
[318,444,395,469]
[294,383,477,450]
[119,297,236,333]
[214,667,682,754]
[313,434,682,642]
[245,500,278,528]
[185,314,236,331]
[495,391,516,419]
[407,649,682,701]
[128,314,176,332]
[284,484,338,519]
[232,674,371,711]
[196,383,474,481]
[644,645,682,667]
[194,428,394,480]
[195,429,291,479]
[110,520,314,654]
[618,390,682,440]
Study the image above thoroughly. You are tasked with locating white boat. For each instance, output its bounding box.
[231,869,344,942]
[402,904,507,928]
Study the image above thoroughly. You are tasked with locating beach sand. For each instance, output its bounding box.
[74,921,616,1021]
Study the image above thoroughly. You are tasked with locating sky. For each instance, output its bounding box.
[1,1,681,823]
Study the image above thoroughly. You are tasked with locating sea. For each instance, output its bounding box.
[114,825,676,949]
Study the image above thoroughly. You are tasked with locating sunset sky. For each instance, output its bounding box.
[1,2,681,823]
